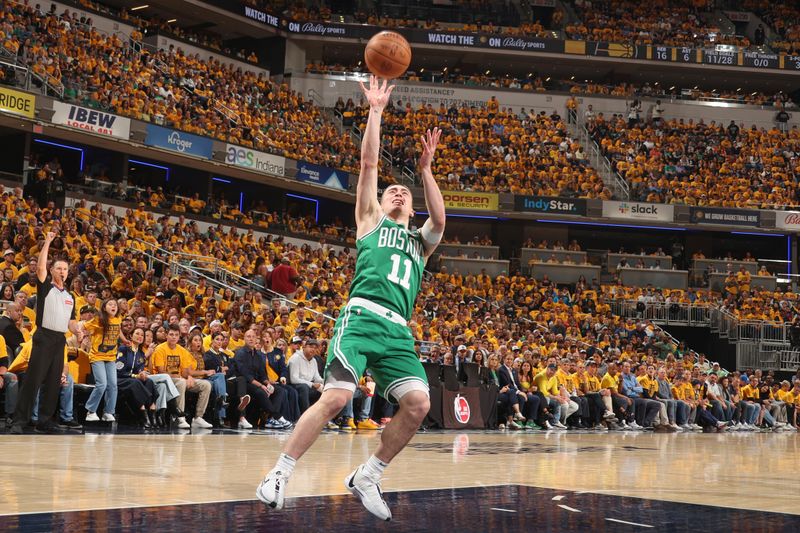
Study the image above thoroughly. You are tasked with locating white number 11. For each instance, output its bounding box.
[387,254,412,290]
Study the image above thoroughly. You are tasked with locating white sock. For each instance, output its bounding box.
[363,455,388,480]
[275,453,297,477]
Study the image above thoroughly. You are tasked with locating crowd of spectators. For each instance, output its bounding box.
[745,0,800,55]
[0,184,798,432]
[567,0,751,49]
[586,111,800,208]
[69,0,261,63]
[349,98,608,198]
[309,62,794,110]
[1,1,360,173]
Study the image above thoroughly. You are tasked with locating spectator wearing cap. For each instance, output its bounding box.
[228,323,245,352]
[287,335,303,360]
[287,339,324,414]
[454,344,469,378]
[531,358,565,430]
[0,250,18,279]
[203,320,224,352]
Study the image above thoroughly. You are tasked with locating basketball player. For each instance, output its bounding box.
[257,76,445,521]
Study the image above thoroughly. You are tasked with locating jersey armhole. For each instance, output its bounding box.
[356,214,386,243]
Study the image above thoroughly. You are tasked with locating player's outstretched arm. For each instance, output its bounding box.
[356,75,394,237]
[418,127,445,257]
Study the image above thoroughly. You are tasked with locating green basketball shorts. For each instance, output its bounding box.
[324,296,428,402]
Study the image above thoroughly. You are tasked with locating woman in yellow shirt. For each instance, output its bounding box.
[83,299,123,422]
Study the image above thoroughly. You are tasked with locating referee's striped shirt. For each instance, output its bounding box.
[35,277,76,332]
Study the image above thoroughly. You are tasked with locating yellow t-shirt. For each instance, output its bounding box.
[85,316,122,363]
[600,372,619,391]
[9,340,68,373]
[151,341,194,375]
[637,375,658,397]
[532,371,559,397]
[585,374,601,392]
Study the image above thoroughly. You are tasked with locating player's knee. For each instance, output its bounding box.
[401,391,430,422]
[320,389,350,416]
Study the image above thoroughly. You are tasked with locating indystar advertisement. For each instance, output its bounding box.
[296,160,349,190]
[514,196,586,215]
[51,101,130,138]
[0,86,35,118]
[690,207,760,227]
[442,191,499,211]
[602,201,674,222]
[225,144,286,176]
[775,211,800,231]
[144,125,213,159]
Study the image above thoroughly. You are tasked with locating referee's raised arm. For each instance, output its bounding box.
[37,231,56,283]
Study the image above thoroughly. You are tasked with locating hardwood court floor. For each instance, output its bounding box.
[1,429,798,529]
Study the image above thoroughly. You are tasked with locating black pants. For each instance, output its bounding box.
[584,392,605,425]
[292,383,321,413]
[246,383,286,418]
[118,377,157,409]
[226,376,248,404]
[13,328,66,427]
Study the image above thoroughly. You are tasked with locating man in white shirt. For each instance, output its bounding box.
[287,340,324,413]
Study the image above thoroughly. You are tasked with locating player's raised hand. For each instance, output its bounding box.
[359,75,395,110]
[418,127,442,169]
[44,231,57,244]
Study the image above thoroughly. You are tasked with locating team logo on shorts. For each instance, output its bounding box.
[454,394,470,424]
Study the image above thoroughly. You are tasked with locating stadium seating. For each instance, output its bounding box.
[587,115,800,208]
[2,1,360,173]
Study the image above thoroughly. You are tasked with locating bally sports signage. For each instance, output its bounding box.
[514,196,586,216]
[442,191,499,211]
[602,200,674,222]
[51,102,130,138]
[690,207,760,227]
[296,160,349,191]
[145,125,213,159]
[775,211,800,231]
[225,144,286,177]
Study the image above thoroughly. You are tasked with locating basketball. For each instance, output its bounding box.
[364,31,412,79]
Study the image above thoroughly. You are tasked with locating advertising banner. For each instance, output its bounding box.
[690,207,760,226]
[296,160,349,190]
[602,201,674,222]
[51,101,130,138]
[144,125,213,159]
[776,211,800,231]
[442,191,499,211]
[514,196,586,216]
[225,144,286,176]
[0,86,35,118]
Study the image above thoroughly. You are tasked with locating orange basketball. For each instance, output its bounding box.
[364,31,412,79]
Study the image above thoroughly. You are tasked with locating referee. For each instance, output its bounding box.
[10,231,83,434]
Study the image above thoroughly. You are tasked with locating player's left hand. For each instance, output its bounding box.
[418,127,441,169]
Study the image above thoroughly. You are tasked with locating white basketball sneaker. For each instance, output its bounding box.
[256,468,289,510]
[345,465,392,521]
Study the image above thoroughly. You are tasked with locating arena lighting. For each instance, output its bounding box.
[33,139,84,171]
[286,193,319,222]
[128,158,170,181]
[730,231,785,237]
[211,177,231,184]
[535,219,685,231]
[417,211,503,220]
[166,19,177,23]
[131,5,148,11]
[239,192,244,213]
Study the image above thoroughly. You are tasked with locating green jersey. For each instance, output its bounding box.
[348,215,426,321]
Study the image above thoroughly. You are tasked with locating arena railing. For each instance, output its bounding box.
[608,300,712,327]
